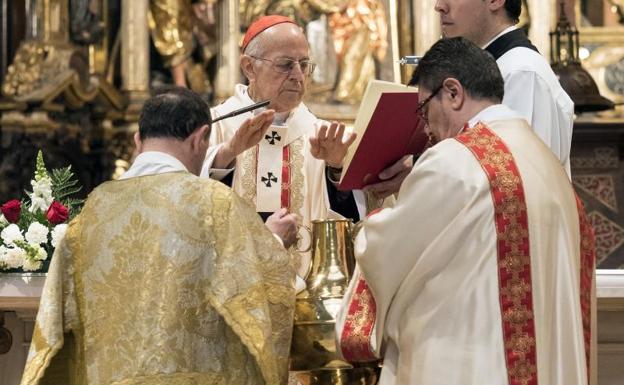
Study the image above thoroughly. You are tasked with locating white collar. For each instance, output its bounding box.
[120,151,188,179]
[242,87,291,126]
[467,104,524,128]
[482,25,517,49]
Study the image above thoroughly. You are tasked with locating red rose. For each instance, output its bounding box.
[46,201,69,224]
[1,200,21,223]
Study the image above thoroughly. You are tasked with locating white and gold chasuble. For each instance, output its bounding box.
[336,107,595,385]
[21,173,296,385]
[202,85,334,275]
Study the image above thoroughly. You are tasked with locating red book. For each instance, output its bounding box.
[339,80,428,191]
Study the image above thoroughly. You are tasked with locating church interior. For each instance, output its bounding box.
[0,0,623,384]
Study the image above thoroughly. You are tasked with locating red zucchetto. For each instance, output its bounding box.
[241,15,297,52]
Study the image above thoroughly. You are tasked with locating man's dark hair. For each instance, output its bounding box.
[409,37,504,103]
[504,0,522,23]
[138,86,212,140]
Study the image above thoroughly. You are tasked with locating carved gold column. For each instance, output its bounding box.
[413,0,440,56]
[34,0,69,42]
[121,0,150,116]
[388,0,401,83]
[214,0,240,101]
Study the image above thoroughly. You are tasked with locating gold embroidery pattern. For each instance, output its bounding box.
[237,144,258,205]
[574,194,596,383]
[289,138,305,218]
[456,124,538,385]
[340,278,377,362]
[21,173,295,385]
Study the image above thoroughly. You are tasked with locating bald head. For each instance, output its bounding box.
[241,22,311,113]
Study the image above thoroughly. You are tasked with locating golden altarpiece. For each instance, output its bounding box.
[0,0,560,201]
[1,1,624,385]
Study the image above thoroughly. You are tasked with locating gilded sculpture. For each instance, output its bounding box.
[148,0,219,97]
[240,0,388,105]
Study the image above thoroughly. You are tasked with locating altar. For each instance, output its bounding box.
[1,271,623,385]
[0,274,45,385]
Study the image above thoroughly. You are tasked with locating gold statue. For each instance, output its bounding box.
[329,0,387,104]
[240,0,388,105]
[148,0,218,94]
[148,0,194,87]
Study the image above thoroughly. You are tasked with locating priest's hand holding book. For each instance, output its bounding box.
[336,80,427,195]
[363,155,414,199]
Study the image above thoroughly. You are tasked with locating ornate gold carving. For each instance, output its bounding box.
[289,138,305,217]
[1,41,98,109]
[238,144,259,205]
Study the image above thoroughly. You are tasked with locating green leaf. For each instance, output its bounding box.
[50,165,84,219]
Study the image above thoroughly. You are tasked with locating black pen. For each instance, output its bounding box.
[212,100,271,123]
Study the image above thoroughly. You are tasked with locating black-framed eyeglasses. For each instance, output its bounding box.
[250,56,316,76]
[416,85,443,125]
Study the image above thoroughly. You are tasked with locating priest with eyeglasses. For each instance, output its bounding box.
[201,15,367,279]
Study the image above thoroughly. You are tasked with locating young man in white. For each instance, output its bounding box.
[367,0,575,199]
[435,0,574,176]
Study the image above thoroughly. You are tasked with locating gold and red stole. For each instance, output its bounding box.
[340,123,595,385]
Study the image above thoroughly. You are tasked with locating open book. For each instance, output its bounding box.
[338,80,428,191]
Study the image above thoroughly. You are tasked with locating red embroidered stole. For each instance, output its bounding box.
[575,195,596,381]
[456,123,538,385]
[281,147,291,209]
[340,277,378,361]
[340,208,381,361]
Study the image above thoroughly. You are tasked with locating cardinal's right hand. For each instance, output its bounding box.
[213,110,275,169]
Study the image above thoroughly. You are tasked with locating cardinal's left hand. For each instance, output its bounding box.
[309,121,357,168]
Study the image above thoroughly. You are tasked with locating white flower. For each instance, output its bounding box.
[0,246,8,267]
[2,247,26,269]
[22,257,42,271]
[25,222,49,245]
[31,244,47,260]
[28,178,53,213]
[51,224,68,248]
[32,177,52,197]
[29,196,49,214]
[1,224,24,246]
[0,214,7,226]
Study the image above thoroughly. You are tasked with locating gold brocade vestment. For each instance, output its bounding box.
[21,173,296,385]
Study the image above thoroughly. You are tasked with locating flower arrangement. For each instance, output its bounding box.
[0,151,83,272]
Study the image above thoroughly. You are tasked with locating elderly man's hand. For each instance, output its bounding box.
[309,121,357,168]
[265,208,299,249]
[213,110,275,169]
[363,155,414,199]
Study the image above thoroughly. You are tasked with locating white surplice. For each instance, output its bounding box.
[336,105,591,385]
[201,84,347,276]
[486,26,575,177]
